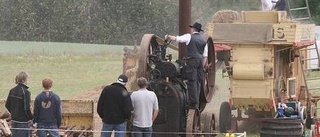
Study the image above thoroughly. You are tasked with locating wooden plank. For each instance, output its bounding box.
[272,23,315,43]
[62,116,93,129]
[59,131,67,137]
[207,17,315,46]
[241,11,288,23]
[61,100,93,115]
[206,23,214,39]
[272,23,297,42]
[295,24,315,42]
[0,119,11,136]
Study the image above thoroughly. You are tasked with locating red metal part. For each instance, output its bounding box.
[293,40,315,47]
[215,44,231,51]
[316,120,320,137]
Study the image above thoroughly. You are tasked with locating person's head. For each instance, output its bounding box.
[42,77,53,90]
[137,77,148,89]
[189,22,203,33]
[117,74,128,85]
[15,71,29,85]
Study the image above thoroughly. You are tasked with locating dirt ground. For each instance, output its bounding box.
[73,84,260,136]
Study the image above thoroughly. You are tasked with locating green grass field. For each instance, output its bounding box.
[0,41,127,99]
[0,40,230,100]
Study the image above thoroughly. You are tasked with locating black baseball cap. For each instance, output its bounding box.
[117,74,128,83]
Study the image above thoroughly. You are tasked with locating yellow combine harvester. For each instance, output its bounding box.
[208,11,319,137]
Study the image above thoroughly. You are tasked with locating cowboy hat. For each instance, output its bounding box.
[189,22,203,32]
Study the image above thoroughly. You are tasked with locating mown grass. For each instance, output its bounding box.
[0,40,196,100]
[0,41,127,99]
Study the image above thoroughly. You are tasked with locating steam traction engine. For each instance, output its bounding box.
[124,34,217,136]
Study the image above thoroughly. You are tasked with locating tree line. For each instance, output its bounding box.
[0,0,318,45]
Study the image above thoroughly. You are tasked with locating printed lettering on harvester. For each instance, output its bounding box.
[272,27,285,40]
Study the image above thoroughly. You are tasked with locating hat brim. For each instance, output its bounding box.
[117,80,127,85]
[189,25,203,31]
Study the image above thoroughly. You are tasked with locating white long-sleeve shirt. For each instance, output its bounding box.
[175,32,208,57]
[261,0,273,11]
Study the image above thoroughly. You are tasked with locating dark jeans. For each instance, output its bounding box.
[100,122,127,137]
[37,123,60,137]
[186,58,203,108]
[132,126,152,137]
[11,121,30,137]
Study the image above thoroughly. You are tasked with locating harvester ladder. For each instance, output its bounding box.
[286,0,312,23]
[299,40,320,94]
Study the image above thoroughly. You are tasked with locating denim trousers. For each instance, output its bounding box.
[11,121,30,137]
[100,122,127,137]
[37,123,60,137]
[132,126,152,137]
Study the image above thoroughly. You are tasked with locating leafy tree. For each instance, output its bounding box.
[286,0,319,24]
[308,0,320,25]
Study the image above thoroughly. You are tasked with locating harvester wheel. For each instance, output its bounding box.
[186,109,201,137]
[203,112,216,137]
[260,118,303,137]
[219,102,231,133]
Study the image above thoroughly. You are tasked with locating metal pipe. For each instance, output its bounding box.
[178,0,191,60]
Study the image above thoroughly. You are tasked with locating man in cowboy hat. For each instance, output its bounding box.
[261,0,273,11]
[166,22,207,109]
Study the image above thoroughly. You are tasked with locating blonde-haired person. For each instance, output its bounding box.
[33,77,61,137]
[5,71,33,137]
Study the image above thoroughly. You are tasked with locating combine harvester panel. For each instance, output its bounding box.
[207,11,319,137]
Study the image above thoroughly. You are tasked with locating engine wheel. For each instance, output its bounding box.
[186,109,201,137]
[137,34,159,79]
[260,118,303,137]
[219,102,231,133]
[203,112,216,137]
[200,37,216,104]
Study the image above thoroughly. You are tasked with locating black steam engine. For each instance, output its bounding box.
[135,34,216,136]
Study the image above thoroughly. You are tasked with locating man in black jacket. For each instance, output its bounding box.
[97,74,133,137]
[5,71,33,137]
